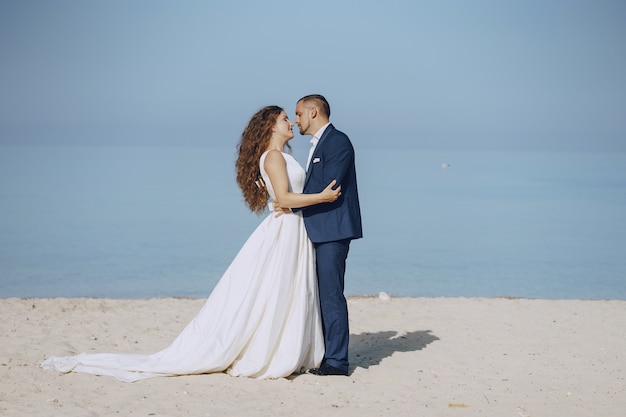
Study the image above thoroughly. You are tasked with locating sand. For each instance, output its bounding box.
[1,295,625,417]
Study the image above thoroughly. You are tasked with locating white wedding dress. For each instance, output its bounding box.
[42,151,324,382]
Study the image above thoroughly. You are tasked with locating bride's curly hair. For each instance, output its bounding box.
[236,105,283,214]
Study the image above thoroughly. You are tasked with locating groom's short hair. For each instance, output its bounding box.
[299,94,331,118]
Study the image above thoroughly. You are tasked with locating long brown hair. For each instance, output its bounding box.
[236,105,283,214]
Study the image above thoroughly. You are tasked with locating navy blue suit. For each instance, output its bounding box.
[302,124,362,373]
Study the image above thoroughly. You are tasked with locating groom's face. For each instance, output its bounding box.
[295,101,312,136]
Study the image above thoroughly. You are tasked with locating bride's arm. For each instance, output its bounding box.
[264,150,340,209]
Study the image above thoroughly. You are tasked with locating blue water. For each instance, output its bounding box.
[1,144,625,300]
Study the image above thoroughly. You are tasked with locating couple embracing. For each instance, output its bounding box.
[42,94,363,382]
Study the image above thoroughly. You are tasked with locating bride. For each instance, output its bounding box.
[42,105,341,382]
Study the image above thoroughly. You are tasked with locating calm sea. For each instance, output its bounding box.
[1,144,625,300]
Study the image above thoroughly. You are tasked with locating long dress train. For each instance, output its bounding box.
[41,152,324,382]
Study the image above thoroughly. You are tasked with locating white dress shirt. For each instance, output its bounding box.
[306,123,330,171]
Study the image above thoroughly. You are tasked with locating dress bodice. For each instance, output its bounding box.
[260,151,306,203]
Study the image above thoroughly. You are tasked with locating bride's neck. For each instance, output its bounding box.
[265,139,285,153]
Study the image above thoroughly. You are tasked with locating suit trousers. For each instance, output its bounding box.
[314,238,351,372]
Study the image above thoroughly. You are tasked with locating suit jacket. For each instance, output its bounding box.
[302,124,363,244]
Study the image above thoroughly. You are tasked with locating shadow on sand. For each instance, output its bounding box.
[349,330,439,371]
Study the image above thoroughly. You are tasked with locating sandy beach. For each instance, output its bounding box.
[1,295,624,416]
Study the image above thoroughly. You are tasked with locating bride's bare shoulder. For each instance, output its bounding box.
[263,149,286,168]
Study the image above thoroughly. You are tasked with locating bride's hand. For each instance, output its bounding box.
[321,179,341,203]
[273,200,292,218]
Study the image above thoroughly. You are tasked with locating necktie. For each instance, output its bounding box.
[306,136,319,172]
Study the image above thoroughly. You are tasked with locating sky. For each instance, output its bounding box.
[1,0,625,151]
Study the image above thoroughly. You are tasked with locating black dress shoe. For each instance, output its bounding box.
[308,363,348,376]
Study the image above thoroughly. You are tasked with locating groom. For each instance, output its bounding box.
[295,94,363,376]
